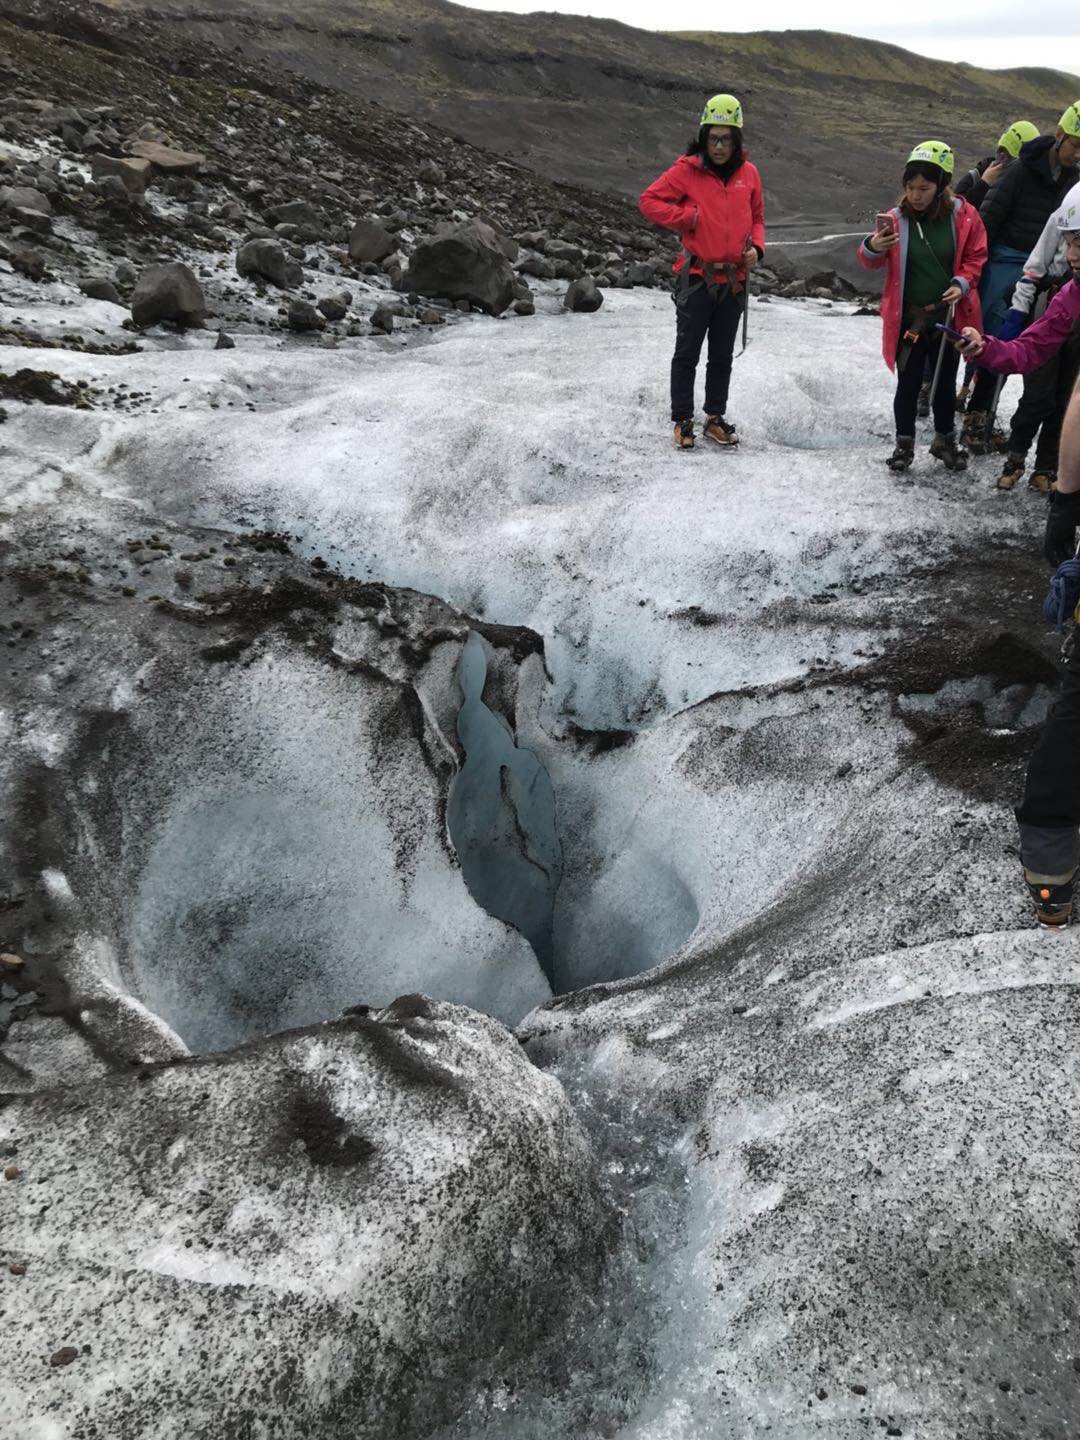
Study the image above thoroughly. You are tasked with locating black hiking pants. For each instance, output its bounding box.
[965,367,1001,416]
[894,332,960,439]
[1008,333,1080,471]
[1017,653,1080,877]
[671,282,742,423]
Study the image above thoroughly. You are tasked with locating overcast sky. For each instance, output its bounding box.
[462,0,1080,80]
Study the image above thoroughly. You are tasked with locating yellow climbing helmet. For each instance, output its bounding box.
[907,140,955,177]
[700,94,743,129]
[997,120,1039,157]
[1060,101,1080,137]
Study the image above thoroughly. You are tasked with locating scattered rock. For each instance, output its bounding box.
[79,276,122,304]
[130,262,206,329]
[564,275,603,313]
[90,153,151,195]
[49,1347,79,1368]
[0,953,24,970]
[404,218,516,316]
[129,140,204,175]
[370,305,395,334]
[287,297,323,331]
[215,331,235,350]
[348,218,395,264]
[236,238,302,289]
[317,293,348,321]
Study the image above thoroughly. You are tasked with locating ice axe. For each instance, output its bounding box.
[926,300,957,413]
[983,372,1007,449]
[739,232,753,355]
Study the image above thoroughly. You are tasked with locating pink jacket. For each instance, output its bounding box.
[856,198,987,371]
[640,154,766,281]
[977,277,1080,373]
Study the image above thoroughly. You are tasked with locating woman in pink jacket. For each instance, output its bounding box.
[639,93,766,451]
[857,141,987,473]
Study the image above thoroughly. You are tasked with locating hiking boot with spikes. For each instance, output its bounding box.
[673,419,695,450]
[955,379,972,413]
[886,439,915,472]
[996,453,1025,490]
[962,410,994,455]
[1029,469,1056,494]
[916,379,931,418]
[1025,868,1077,928]
[703,415,739,446]
[929,431,968,471]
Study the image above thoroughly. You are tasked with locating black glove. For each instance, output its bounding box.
[1045,488,1080,567]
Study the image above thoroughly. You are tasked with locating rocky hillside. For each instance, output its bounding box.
[36,0,1080,229]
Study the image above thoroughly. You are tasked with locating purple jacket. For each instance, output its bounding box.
[978,276,1080,373]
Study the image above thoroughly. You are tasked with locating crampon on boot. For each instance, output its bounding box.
[929,431,968,471]
[1029,469,1056,494]
[955,379,972,413]
[1025,869,1077,928]
[916,379,931,419]
[703,415,739,446]
[962,410,994,456]
[673,419,695,450]
[886,439,915,472]
[996,453,1025,490]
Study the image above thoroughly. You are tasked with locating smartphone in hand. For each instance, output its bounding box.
[934,322,964,341]
[874,212,896,236]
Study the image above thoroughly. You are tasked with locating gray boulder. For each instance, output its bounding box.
[91,154,151,195]
[287,298,324,331]
[317,293,349,322]
[405,219,516,316]
[79,276,122,304]
[268,198,321,229]
[130,262,206,329]
[564,276,604,313]
[545,238,585,266]
[0,185,51,215]
[236,238,302,289]
[348,218,395,264]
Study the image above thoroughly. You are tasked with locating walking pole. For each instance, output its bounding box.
[984,373,1007,449]
[926,300,956,412]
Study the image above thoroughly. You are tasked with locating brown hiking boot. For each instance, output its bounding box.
[1029,469,1056,494]
[996,454,1025,490]
[673,419,695,450]
[962,410,994,455]
[703,415,739,446]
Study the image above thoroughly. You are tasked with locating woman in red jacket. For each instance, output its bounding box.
[639,94,766,450]
[857,141,987,474]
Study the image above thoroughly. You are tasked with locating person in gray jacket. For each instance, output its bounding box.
[995,179,1080,490]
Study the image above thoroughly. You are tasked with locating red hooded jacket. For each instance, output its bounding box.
[639,153,766,281]
[856,198,987,371]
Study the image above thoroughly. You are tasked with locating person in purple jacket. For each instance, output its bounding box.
[957,198,1080,423]
[959,192,1080,925]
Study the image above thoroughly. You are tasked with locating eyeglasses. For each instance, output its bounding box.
[707,134,734,146]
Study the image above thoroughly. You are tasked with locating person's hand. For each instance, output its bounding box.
[941,284,963,305]
[742,246,757,269]
[981,160,1005,187]
[997,308,1026,342]
[958,326,985,356]
[868,229,899,254]
[1046,489,1080,566]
